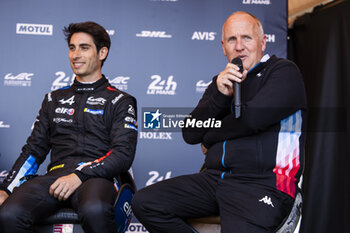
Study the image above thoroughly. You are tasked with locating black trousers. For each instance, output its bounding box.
[132,169,294,233]
[0,174,117,233]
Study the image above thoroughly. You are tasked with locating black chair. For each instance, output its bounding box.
[34,171,136,233]
[188,188,303,233]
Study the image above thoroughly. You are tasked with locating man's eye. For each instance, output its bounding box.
[81,46,89,50]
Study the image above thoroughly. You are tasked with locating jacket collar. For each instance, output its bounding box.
[73,75,109,93]
[247,54,277,77]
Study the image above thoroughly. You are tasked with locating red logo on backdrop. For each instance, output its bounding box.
[53,224,73,233]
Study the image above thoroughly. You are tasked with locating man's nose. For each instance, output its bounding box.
[71,49,81,59]
[234,39,244,51]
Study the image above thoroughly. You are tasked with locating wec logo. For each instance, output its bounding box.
[109,76,130,85]
[109,76,130,91]
[4,73,33,87]
[147,75,177,95]
[136,31,172,38]
[5,73,33,81]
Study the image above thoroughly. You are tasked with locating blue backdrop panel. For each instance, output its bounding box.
[0,0,287,231]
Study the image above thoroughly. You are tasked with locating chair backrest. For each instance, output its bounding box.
[114,172,136,233]
[274,189,303,233]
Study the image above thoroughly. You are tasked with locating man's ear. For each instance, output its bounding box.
[99,47,108,61]
[221,40,227,56]
[261,34,267,52]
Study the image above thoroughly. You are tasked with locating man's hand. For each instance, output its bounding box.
[0,190,9,206]
[49,173,82,201]
[216,63,247,96]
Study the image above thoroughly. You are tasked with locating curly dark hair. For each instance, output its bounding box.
[63,21,111,67]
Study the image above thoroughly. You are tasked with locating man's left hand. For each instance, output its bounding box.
[49,173,82,201]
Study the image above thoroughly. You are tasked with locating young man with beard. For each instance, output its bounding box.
[0,21,138,233]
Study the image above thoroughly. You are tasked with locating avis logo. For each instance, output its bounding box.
[192,32,216,41]
[136,30,172,38]
[108,76,130,91]
[4,73,33,87]
[16,23,53,36]
[196,80,212,93]
[147,75,177,95]
[51,71,75,91]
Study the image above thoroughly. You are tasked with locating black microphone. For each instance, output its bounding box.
[231,57,243,118]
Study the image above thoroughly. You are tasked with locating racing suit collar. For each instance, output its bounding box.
[73,75,108,93]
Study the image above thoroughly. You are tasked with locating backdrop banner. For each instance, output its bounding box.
[0,1,287,232]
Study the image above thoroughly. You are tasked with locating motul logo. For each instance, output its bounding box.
[136,30,172,38]
[16,23,53,36]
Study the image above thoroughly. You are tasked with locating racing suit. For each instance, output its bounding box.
[132,55,307,233]
[0,75,138,233]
